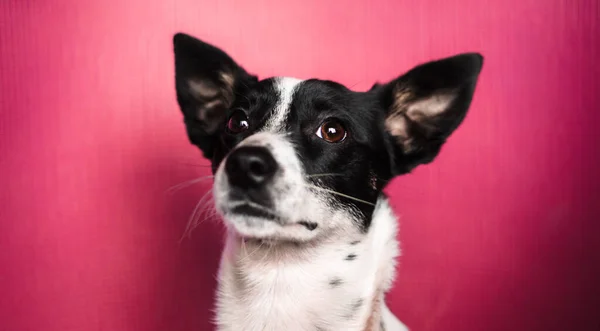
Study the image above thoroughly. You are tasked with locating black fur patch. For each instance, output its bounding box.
[345,253,357,261]
[329,277,344,288]
[298,220,318,230]
[344,298,364,319]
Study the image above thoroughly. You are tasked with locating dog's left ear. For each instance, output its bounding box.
[373,53,483,175]
[173,33,258,159]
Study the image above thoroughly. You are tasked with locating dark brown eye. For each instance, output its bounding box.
[226,110,249,134]
[316,119,347,143]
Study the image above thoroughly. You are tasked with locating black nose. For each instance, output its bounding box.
[225,146,278,188]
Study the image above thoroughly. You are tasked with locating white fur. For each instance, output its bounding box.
[262,77,303,133]
[212,77,409,331]
[215,199,408,331]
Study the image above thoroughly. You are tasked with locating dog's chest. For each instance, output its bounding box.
[215,245,377,331]
[214,199,401,331]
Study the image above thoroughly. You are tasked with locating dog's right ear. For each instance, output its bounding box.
[173,33,258,158]
[372,53,483,175]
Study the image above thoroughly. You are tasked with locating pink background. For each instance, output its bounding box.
[1,1,599,330]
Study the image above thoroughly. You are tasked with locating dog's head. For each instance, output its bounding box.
[173,33,483,243]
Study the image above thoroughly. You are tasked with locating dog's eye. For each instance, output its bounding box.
[226,110,249,134]
[316,119,347,143]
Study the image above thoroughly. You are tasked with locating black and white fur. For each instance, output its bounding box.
[172,33,483,331]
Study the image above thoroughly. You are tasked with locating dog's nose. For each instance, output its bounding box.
[225,146,278,188]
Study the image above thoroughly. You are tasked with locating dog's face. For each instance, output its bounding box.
[173,33,483,243]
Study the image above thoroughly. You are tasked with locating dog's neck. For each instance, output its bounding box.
[215,198,401,331]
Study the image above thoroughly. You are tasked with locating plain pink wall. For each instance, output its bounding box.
[1,1,599,330]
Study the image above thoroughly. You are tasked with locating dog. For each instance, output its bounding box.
[172,32,483,331]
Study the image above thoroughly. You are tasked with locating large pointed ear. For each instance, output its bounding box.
[373,53,483,175]
[173,33,258,158]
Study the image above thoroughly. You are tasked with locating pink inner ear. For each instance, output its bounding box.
[186,75,235,134]
[384,115,409,140]
[197,100,224,120]
[188,79,220,99]
[405,93,456,120]
[187,71,235,103]
[384,114,416,153]
[384,91,456,153]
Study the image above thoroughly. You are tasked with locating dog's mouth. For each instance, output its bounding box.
[230,202,279,221]
[226,201,319,232]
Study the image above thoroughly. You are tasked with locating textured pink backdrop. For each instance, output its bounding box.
[1,1,599,330]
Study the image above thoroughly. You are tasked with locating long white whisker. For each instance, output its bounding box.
[175,161,212,168]
[167,175,214,195]
[304,184,375,206]
[306,173,345,179]
[197,205,220,228]
[179,189,214,242]
[190,194,217,231]
[307,172,389,184]
[238,239,265,264]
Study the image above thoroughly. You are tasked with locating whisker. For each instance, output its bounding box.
[179,189,214,242]
[201,207,220,227]
[205,206,219,220]
[190,194,217,230]
[307,172,391,185]
[307,173,346,179]
[240,236,247,255]
[175,161,212,168]
[166,175,214,195]
[257,240,272,264]
[238,239,265,264]
[179,200,205,243]
[304,184,375,206]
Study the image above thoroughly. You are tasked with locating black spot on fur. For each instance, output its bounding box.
[350,240,360,245]
[329,277,343,288]
[299,220,318,230]
[352,298,364,309]
[380,320,386,331]
[345,253,357,261]
[344,298,364,319]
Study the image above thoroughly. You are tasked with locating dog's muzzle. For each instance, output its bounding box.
[214,136,321,236]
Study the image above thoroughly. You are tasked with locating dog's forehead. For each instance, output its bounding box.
[249,77,355,133]
[261,77,303,132]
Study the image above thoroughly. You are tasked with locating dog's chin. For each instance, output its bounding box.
[219,204,319,243]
